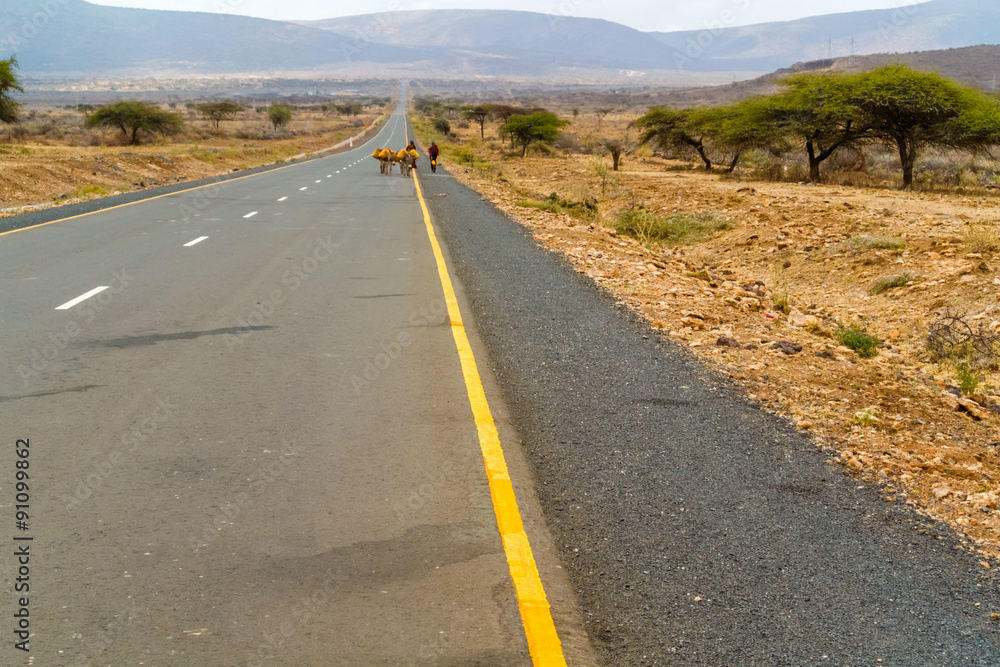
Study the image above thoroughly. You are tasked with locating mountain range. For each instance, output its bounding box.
[1,0,999,80]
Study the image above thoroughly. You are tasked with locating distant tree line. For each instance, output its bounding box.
[635,64,1000,189]
[416,97,572,157]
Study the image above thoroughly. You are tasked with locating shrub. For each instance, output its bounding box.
[843,236,906,253]
[433,118,451,134]
[74,185,109,199]
[964,223,1000,254]
[518,193,598,221]
[853,407,882,428]
[869,272,922,295]
[836,322,880,358]
[926,311,1000,371]
[955,363,982,396]
[613,209,736,247]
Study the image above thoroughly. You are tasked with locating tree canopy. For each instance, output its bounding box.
[462,105,492,139]
[500,111,569,157]
[634,107,713,169]
[86,101,184,145]
[268,104,293,131]
[0,55,24,124]
[766,72,868,182]
[847,65,1000,188]
[635,65,1000,188]
[197,101,243,130]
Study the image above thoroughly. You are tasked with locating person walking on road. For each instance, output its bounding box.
[428,142,440,173]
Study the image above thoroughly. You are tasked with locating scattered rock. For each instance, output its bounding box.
[933,485,952,500]
[969,492,999,511]
[716,337,741,349]
[788,309,820,328]
[958,397,989,421]
[814,350,837,360]
[772,341,803,355]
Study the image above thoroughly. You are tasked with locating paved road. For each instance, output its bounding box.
[0,108,590,665]
[420,164,1000,665]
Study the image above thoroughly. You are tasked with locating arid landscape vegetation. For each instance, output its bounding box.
[0,94,389,215]
[410,85,1000,561]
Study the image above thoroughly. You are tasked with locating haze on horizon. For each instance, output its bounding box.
[85,0,923,33]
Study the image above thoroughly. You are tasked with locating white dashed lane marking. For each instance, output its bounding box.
[184,236,209,247]
[56,286,110,311]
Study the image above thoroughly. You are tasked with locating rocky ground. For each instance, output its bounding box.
[429,134,1000,562]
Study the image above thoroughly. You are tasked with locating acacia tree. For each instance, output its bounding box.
[197,100,243,130]
[847,65,1000,188]
[603,138,626,171]
[500,111,569,157]
[767,72,869,182]
[462,104,491,139]
[595,108,613,130]
[688,98,785,173]
[0,55,24,124]
[268,104,292,131]
[634,107,713,169]
[86,101,184,145]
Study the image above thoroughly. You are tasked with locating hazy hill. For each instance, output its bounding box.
[2,0,1000,80]
[650,0,1000,72]
[647,44,1000,109]
[0,0,424,76]
[306,1,1000,75]
[301,10,685,71]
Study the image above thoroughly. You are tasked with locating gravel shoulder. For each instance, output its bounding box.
[421,167,1000,665]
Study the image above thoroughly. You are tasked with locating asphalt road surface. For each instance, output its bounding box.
[6,100,1000,667]
[419,163,1000,665]
[0,108,593,666]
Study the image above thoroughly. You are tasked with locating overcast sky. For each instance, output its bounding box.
[86,0,924,33]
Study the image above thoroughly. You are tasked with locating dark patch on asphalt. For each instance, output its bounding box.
[422,169,1000,666]
[0,384,103,403]
[352,294,413,299]
[639,397,694,408]
[265,522,501,592]
[85,327,276,348]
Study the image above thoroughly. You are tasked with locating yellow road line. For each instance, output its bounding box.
[413,172,567,666]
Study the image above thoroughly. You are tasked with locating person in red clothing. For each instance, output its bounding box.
[428,142,440,172]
